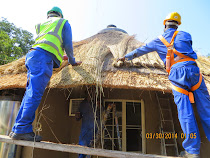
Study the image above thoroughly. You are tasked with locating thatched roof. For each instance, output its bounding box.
[0,30,210,93]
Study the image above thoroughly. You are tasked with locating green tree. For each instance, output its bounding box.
[0,18,34,65]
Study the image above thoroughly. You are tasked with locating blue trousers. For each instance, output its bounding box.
[169,63,210,154]
[12,50,53,134]
[78,129,94,158]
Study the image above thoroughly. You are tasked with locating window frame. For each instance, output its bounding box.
[103,99,146,153]
[69,98,84,116]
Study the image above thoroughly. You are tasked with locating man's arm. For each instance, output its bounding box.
[75,112,82,121]
[75,102,83,121]
[62,21,82,66]
[118,39,157,61]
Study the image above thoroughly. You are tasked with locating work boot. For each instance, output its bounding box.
[180,151,200,158]
[9,132,42,142]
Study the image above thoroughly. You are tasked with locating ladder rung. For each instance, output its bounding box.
[162,132,175,134]
[162,131,173,133]
[165,144,176,147]
[156,93,179,156]
[159,98,170,100]
[160,108,171,111]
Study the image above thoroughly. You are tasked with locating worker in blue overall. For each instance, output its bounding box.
[76,95,102,158]
[9,6,82,142]
[118,12,210,158]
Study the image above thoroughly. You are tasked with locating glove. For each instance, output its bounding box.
[63,55,68,60]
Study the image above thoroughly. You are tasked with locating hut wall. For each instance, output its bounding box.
[21,87,210,158]
[25,88,162,158]
[25,88,82,158]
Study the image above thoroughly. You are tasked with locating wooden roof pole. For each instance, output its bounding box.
[0,135,177,158]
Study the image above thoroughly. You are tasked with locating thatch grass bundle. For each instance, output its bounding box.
[0,57,26,75]
[196,56,210,76]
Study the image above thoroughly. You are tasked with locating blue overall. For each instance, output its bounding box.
[12,20,76,134]
[125,28,210,154]
[12,50,53,134]
[77,100,100,158]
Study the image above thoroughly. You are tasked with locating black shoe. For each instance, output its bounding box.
[10,132,42,142]
[180,151,200,158]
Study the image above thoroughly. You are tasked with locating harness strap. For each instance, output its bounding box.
[173,49,196,62]
[191,73,203,91]
[170,31,179,45]
[158,31,201,103]
[158,31,179,47]
[158,31,196,73]
[158,35,171,47]
[171,73,202,103]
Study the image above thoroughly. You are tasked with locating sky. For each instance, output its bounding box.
[0,0,210,56]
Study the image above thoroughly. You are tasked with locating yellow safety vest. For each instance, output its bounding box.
[32,17,67,65]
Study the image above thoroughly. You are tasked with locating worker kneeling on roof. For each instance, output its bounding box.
[9,6,82,142]
[118,12,210,158]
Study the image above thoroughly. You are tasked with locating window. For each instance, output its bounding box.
[69,98,84,116]
[102,100,145,153]
[103,101,122,151]
[126,102,142,152]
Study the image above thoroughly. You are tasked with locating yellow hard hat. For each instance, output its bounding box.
[163,12,181,25]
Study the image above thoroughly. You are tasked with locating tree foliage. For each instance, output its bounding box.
[0,18,34,65]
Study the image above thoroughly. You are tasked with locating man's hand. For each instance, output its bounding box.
[63,55,82,66]
[72,61,82,66]
[75,112,81,121]
[117,57,125,62]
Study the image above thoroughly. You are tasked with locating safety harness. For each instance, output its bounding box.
[158,31,202,103]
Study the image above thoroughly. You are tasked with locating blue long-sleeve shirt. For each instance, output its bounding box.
[34,20,76,68]
[62,21,76,66]
[125,28,197,66]
[77,99,101,137]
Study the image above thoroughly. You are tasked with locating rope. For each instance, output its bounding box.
[30,88,62,158]
[42,114,61,144]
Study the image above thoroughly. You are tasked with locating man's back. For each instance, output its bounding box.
[124,28,197,65]
[79,100,95,130]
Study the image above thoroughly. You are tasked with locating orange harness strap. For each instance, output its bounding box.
[158,31,195,73]
[158,30,179,48]
[172,49,195,65]
[191,73,203,91]
[158,35,171,47]
[171,73,202,103]
[158,31,201,103]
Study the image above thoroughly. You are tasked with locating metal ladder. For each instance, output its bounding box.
[94,103,122,151]
[156,93,179,156]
